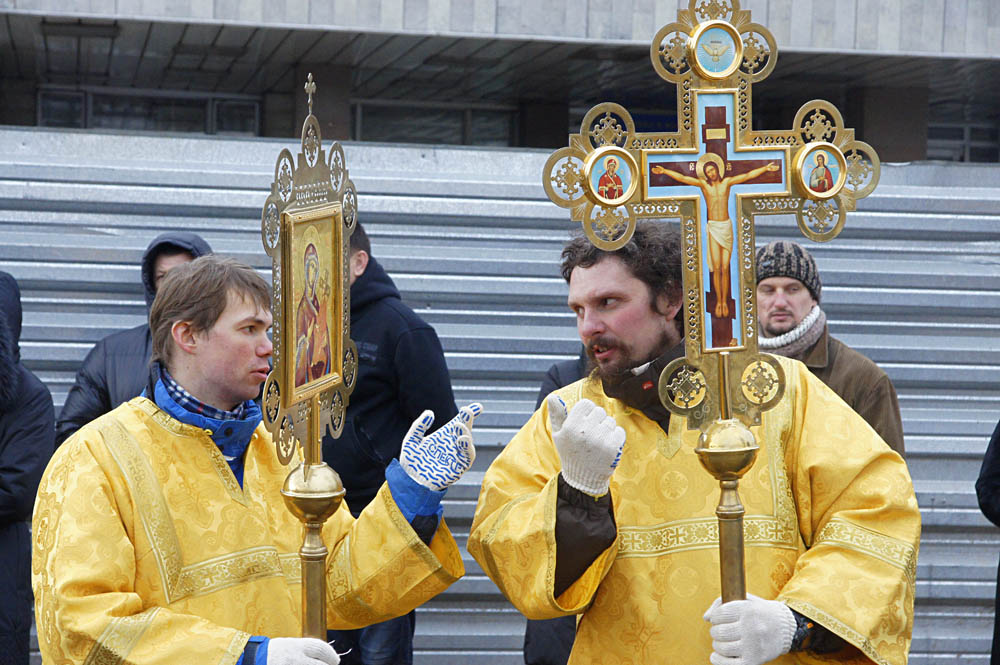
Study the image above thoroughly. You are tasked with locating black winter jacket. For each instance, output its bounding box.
[322,257,457,515]
[977,421,1000,665]
[0,272,54,661]
[55,232,211,446]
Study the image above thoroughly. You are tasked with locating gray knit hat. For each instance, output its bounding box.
[755,241,821,302]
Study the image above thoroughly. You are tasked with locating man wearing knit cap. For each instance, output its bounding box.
[756,240,904,455]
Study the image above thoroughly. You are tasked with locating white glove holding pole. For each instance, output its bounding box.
[266,637,340,665]
[702,594,796,665]
[546,394,625,497]
[399,403,482,491]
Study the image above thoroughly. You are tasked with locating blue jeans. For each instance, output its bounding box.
[327,611,415,665]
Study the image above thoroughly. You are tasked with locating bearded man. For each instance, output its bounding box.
[469,222,919,665]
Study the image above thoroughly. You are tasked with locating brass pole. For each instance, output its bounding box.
[281,394,345,639]
[695,352,757,604]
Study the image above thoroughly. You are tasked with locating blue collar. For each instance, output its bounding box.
[153,378,262,487]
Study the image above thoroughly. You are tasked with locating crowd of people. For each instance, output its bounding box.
[3,220,973,665]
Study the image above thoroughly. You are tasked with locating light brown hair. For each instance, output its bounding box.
[149,255,271,368]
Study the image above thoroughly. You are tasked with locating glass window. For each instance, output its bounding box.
[468,110,513,146]
[90,95,207,133]
[362,105,464,144]
[39,91,85,128]
[216,100,258,135]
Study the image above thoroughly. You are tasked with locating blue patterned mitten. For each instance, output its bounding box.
[399,403,482,491]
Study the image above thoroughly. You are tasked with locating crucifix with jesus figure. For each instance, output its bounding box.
[542,0,881,603]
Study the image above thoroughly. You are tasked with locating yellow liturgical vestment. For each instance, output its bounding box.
[32,397,464,665]
[469,357,919,665]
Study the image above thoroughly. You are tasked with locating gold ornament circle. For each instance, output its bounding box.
[658,357,709,416]
[276,416,296,465]
[688,20,744,81]
[739,354,785,410]
[542,147,588,209]
[328,142,347,196]
[301,115,322,168]
[796,196,846,242]
[274,149,295,203]
[583,146,639,207]
[738,23,778,82]
[842,140,881,200]
[792,100,844,145]
[793,142,847,200]
[583,202,636,251]
[650,22,692,82]
[581,103,635,150]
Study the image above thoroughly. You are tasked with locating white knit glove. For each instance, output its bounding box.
[546,394,625,497]
[399,403,482,491]
[702,594,796,665]
[266,637,340,665]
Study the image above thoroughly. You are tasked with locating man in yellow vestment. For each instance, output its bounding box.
[33,256,480,665]
[469,222,919,665]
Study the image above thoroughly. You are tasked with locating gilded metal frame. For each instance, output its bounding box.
[541,0,881,605]
[541,0,881,433]
[258,75,359,639]
[280,205,346,407]
[261,77,359,465]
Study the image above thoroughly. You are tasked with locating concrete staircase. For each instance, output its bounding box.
[1,127,997,664]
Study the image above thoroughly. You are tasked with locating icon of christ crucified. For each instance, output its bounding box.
[651,159,779,319]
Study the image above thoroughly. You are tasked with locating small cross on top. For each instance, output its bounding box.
[304,73,317,116]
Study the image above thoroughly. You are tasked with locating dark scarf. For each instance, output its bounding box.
[600,343,686,434]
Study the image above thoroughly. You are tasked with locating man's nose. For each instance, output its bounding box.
[578,309,604,340]
[259,335,273,357]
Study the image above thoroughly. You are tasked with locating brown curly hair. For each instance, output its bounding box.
[560,221,683,320]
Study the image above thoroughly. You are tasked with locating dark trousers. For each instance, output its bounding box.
[523,616,575,665]
[328,611,415,665]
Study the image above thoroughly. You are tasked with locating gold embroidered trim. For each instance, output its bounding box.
[176,546,286,598]
[815,518,917,583]
[617,515,797,557]
[279,552,302,584]
[82,607,159,665]
[220,631,251,665]
[132,398,249,507]
[783,598,889,665]
[103,417,285,603]
[104,418,184,601]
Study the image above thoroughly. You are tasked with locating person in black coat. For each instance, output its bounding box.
[523,346,588,665]
[0,271,54,665]
[976,421,1000,665]
[324,223,457,665]
[55,232,212,446]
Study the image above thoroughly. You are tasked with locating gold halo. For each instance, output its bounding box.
[793,142,846,200]
[583,146,640,207]
[695,153,725,182]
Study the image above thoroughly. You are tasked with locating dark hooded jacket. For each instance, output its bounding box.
[321,257,457,515]
[55,232,212,446]
[0,271,54,660]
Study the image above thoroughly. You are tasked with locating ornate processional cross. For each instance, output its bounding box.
[542,0,880,602]
[259,74,360,638]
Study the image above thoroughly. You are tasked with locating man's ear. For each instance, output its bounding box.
[349,250,369,283]
[658,294,683,323]
[170,320,199,357]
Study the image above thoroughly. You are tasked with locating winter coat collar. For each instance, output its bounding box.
[350,257,400,312]
[0,271,23,407]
